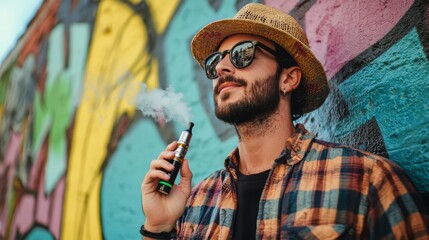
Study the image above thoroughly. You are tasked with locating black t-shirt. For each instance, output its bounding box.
[232,169,270,240]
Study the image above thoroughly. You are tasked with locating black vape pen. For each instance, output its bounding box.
[157,122,194,195]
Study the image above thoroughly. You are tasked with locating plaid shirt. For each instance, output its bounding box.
[176,124,429,239]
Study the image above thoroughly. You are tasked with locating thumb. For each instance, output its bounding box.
[179,159,193,192]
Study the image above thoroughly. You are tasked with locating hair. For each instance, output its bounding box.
[274,44,306,121]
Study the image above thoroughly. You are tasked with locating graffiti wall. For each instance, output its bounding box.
[0,0,427,239]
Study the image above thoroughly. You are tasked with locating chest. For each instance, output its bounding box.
[178,162,369,239]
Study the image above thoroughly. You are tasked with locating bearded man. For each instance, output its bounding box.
[140,3,429,239]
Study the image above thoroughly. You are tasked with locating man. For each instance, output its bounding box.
[141,3,429,239]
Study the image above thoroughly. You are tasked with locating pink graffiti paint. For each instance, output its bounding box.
[49,178,64,239]
[264,0,300,13]
[265,0,413,79]
[36,176,50,226]
[307,0,413,79]
[9,196,35,240]
[28,139,48,191]
[36,174,64,239]
[0,133,23,236]
[3,133,23,166]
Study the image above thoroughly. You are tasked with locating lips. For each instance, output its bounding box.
[218,82,242,93]
[215,75,247,95]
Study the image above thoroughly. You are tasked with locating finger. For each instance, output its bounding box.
[157,142,177,160]
[142,169,171,187]
[156,150,175,161]
[166,141,177,151]
[180,159,192,178]
[149,159,175,172]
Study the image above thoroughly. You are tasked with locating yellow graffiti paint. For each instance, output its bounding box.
[62,1,179,239]
[147,0,180,33]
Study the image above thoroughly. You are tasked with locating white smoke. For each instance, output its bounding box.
[135,84,192,126]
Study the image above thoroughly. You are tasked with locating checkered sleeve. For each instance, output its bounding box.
[366,158,429,239]
[175,168,236,239]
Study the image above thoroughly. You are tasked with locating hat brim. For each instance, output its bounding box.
[191,18,329,114]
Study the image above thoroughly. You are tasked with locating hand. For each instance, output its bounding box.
[141,141,193,232]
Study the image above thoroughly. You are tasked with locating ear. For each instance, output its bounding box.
[279,66,302,94]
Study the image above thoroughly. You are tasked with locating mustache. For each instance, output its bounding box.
[214,75,247,94]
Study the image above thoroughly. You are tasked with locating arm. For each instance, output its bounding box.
[366,159,429,239]
[141,141,193,238]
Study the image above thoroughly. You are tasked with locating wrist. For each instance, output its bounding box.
[143,222,175,233]
[140,224,177,239]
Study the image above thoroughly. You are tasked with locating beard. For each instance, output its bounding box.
[214,66,282,126]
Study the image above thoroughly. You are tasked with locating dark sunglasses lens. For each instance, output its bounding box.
[231,42,255,68]
[205,53,223,79]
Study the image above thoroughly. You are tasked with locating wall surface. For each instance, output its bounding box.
[0,0,428,239]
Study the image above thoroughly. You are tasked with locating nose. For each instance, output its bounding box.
[214,52,235,78]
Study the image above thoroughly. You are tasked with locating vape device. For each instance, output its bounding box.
[157,122,194,195]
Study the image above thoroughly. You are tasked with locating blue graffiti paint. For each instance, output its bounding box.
[24,226,54,240]
[101,119,167,240]
[331,28,429,192]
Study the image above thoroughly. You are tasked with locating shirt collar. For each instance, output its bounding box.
[285,124,315,165]
[224,124,315,175]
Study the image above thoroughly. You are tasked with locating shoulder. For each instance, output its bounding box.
[302,138,417,189]
[291,125,391,169]
[309,138,394,166]
[308,138,419,193]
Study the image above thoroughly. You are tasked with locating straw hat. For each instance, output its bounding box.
[191,3,329,113]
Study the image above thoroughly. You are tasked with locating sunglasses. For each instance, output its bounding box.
[202,40,281,79]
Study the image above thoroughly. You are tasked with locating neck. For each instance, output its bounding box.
[235,107,295,175]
